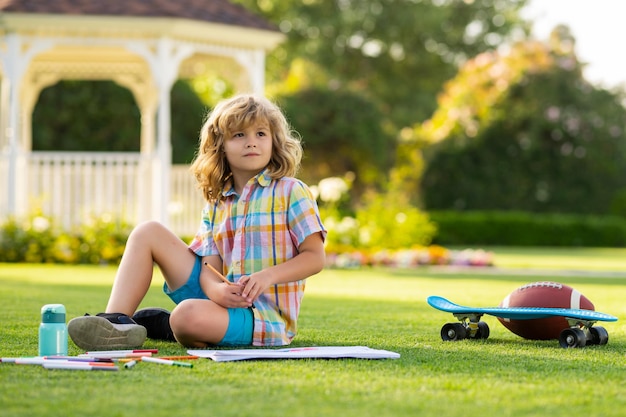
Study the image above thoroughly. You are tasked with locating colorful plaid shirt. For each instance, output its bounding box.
[188,169,326,346]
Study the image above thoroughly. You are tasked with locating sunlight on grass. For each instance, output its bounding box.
[0,263,166,287]
[487,247,626,271]
[1,249,626,417]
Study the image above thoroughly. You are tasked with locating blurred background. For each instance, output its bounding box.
[2,0,626,264]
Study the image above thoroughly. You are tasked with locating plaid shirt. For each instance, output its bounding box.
[188,169,326,346]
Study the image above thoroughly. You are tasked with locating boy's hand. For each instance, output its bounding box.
[210,282,253,308]
[239,273,272,303]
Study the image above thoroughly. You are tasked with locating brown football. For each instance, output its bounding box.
[498,282,595,340]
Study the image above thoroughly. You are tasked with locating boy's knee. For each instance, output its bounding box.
[130,220,164,238]
[170,300,196,333]
[170,299,228,347]
[170,300,205,347]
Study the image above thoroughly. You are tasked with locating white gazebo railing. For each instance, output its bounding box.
[169,164,205,237]
[19,151,204,236]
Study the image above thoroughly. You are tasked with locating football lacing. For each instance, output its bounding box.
[519,281,562,291]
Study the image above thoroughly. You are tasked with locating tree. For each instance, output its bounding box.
[414,26,626,214]
[33,80,141,152]
[278,87,393,194]
[235,0,530,129]
[32,80,207,164]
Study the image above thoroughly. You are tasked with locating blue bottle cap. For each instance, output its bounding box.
[41,304,66,323]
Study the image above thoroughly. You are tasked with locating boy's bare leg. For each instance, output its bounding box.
[170,299,230,347]
[68,221,195,350]
[105,221,196,316]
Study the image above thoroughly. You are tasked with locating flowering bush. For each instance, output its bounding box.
[324,246,494,269]
[310,176,494,269]
[0,213,132,264]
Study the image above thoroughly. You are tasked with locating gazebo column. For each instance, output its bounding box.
[127,37,194,226]
[0,77,9,215]
[0,34,52,217]
[114,74,158,224]
[234,49,266,95]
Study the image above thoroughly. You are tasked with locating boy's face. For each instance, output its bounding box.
[223,121,273,178]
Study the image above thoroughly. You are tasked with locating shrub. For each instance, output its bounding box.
[431,211,626,247]
[0,214,132,264]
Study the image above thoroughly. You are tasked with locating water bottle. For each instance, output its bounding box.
[38,304,68,356]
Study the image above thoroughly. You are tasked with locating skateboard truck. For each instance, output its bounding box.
[441,313,490,341]
[558,318,609,348]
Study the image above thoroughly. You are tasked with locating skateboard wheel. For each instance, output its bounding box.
[559,328,587,348]
[476,321,490,339]
[441,323,467,341]
[588,326,609,345]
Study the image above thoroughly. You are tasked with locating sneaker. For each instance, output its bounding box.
[68,313,147,351]
[132,308,176,342]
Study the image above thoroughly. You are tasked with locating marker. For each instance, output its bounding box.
[1,357,26,363]
[82,350,156,358]
[43,363,119,371]
[85,349,157,355]
[158,355,199,361]
[89,353,151,359]
[51,361,115,367]
[141,356,193,368]
[14,358,48,365]
[44,356,113,363]
[124,360,137,369]
[15,358,115,366]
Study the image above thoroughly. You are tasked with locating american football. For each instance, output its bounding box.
[498,281,595,340]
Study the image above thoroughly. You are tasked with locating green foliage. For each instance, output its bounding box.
[33,81,141,152]
[431,210,626,247]
[314,175,437,253]
[170,80,209,164]
[354,193,437,250]
[278,88,394,191]
[610,188,626,217]
[236,0,530,128]
[0,214,131,264]
[416,33,626,215]
[32,80,206,163]
[0,216,57,263]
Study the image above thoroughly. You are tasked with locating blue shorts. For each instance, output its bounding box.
[163,256,253,346]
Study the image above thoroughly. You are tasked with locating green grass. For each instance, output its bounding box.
[1,248,626,417]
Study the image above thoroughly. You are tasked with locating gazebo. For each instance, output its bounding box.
[0,0,283,234]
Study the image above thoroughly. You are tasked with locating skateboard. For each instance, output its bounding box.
[427,295,618,348]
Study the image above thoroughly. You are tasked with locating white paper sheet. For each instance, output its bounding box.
[188,346,400,362]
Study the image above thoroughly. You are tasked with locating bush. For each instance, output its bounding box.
[430,211,626,247]
[0,214,132,264]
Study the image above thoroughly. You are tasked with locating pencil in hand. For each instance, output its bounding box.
[203,261,255,309]
[203,261,234,286]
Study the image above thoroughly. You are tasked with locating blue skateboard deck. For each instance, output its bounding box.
[427,296,618,322]
[427,296,617,348]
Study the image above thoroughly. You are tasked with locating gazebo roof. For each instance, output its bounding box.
[0,0,277,31]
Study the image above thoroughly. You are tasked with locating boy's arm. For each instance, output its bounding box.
[239,231,325,302]
[200,255,252,308]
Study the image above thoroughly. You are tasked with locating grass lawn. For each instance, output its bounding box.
[1,247,626,417]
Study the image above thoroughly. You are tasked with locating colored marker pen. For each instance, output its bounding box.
[141,356,193,368]
[124,360,137,369]
[43,363,119,371]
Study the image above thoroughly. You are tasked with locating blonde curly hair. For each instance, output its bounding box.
[190,94,303,203]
